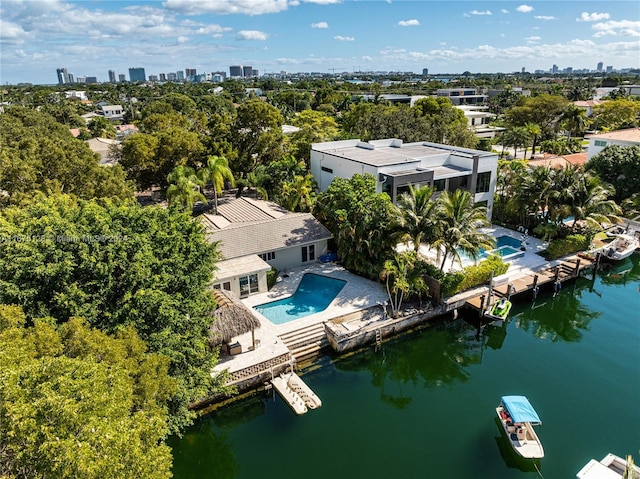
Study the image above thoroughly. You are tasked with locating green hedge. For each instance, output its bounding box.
[458,255,509,292]
[545,234,589,260]
[266,267,279,289]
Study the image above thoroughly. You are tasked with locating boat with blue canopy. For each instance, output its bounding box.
[496,395,544,459]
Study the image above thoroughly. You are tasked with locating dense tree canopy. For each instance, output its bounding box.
[586,145,640,203]
[0,195,227,433]
[0,306,174,479]
[0,106,133,206]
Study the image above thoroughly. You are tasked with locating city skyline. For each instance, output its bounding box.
[1,0,639,85]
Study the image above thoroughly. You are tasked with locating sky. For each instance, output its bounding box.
[1,0,639,85]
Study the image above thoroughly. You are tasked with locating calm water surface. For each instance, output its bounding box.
[170,255,640,479]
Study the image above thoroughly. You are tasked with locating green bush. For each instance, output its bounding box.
[458,255,509,292]
[266,267,279,289]
[545,234,589,259]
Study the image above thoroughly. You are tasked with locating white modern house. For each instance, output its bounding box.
[310,138,499,218]
[100,105,124,120]
[202,197,332,298]
[586,128,640,160]
[456,105,505,139]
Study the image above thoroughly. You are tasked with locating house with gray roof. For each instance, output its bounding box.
[201,197,332,298]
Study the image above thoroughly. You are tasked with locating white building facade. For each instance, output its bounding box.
[586,128,640,160]
[310,138,499,218]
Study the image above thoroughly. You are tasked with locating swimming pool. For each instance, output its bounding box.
[254,273,347,325]
[460,235,525,263]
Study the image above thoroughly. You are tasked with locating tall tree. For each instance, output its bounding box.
[586,145,640,202]
[166,165,207,211]
[433,190,494,271]
[198,155,235,214]
[413,96,478,148]
[393,184,440,252]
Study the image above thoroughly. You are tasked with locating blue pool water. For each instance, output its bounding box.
[460,235,524,263]
[255,273,347,325]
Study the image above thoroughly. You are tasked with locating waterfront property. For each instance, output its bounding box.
[310,138,498,218]
[202,197,332,298]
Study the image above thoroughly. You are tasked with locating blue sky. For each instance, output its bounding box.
[1,0,639,85]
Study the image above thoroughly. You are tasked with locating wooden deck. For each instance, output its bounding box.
[465,253,597,313]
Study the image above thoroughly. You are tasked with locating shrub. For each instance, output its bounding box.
[544,234,589,259]
[266,267,279,289]
[458,255,509,292]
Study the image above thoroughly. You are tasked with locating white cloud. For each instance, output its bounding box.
[516,5,534,13]
[177,36,189,43]
[311,21,329,28]
[196,25,233,35]
[334,35,354,41]
[501,9,509,14]
[0,19,28,41]
[534,15,555,21]
[577,12,611,22]
[163,0,293,15]
[398,19,420,26]
[469,10,492,16]
[526,36,541,43]
[236,30,269,40]
[592,20,640,38]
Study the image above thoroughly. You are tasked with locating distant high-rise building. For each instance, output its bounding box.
[108,69,116,83]
[86,76,98,83]
[76,76,87,84]
[243,65,253,78]
[552,64,558,74]
[177,70,185,81]
[118,74,126,82]
[148,74,159,82]
[128,67,146,82]
[422,68,429,76]
[597,62,603,72]
[167,72,177,81]
[185,68,196,78]
[522,67,526,74]
[159,73,167,81]
[230,65,243,77]
[56,67,69,85]
[606,65,613,74]
[67,73,75,83]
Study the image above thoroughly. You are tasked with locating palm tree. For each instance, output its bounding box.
[380,252,415,318]
[246,170,269,201]
[280,174,316,212]
[561,170,622,231]
[393,184,440,252]
[521,166,555,225]
[560,106,588,141]
[197,155,235,214]
[166,165,207,211]
[433,190,495,271]
[523,123,541,159]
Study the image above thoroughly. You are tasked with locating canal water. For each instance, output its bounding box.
[169,255,640,479]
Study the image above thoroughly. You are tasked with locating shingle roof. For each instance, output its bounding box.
[202,197,332,260]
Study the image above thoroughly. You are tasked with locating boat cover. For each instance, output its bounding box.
[501,395,542,424]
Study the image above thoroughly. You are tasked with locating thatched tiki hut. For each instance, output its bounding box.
[210,289,261,352]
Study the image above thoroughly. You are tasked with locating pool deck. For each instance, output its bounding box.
[213,263,388,377]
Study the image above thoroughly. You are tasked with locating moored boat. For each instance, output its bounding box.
[576,453,640,479]
[496,395,544,459]
[603,234,639,261]
[486,297,512,321]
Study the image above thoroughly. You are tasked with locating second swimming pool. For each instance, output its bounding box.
[254,273,347,325]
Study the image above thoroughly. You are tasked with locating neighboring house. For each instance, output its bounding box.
[586,128,640,160]
[81,112,101,124]
[100,105,124,120]
[573,100,606,117]
[436,88,487,105]
[85,137,120,165]
[527,152,588,169]
[65,90,88,101]
[202,197,333,298]
[456,105,505,139]
[310,138,499,218]
[115,124,139,140]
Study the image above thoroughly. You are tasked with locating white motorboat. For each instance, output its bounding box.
[496,395,544,459]
[576,453,640,479]
[603,234,639,261]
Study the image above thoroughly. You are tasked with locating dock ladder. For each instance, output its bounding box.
[375,329,382,348]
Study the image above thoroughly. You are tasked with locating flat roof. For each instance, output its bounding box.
[587,128,640,142]
[313,139,495,168]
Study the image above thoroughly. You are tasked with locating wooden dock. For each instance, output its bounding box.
[465,254,597,314]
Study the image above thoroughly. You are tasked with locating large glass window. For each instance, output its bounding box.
[302,245,315,263]
[433,179,446,191]
[239,274,259,298]
[476,172,491,193]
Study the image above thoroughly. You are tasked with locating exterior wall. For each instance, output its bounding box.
[265,240,329,273]
[311,146,379,191]
[213,268,269,298]
[587,138,638,160]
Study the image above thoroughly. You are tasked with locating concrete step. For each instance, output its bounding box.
[279,323,325,342]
